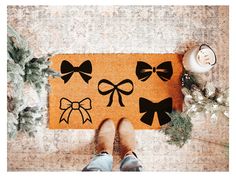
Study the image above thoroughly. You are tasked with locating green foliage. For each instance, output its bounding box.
[161,70,229,148]
[7,26,32,68]
[25,57,59,92]
[7,25,59,138]
[7,112,18,138]
[161,111,192,148]
[18,107,43,137]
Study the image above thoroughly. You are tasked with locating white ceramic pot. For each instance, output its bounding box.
[183,44,216,73]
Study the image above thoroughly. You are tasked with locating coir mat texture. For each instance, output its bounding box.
[49,54,183,129]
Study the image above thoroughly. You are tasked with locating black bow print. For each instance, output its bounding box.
[59,97,92,124]
[139,97,172,126]
[136,61,173,82]
[60,60,92,84]
[98,79,134,107]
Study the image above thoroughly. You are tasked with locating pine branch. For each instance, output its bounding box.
[161,111,193,148]
[18,107,43,137]
[7,25,59,138]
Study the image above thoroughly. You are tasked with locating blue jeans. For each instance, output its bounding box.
[82,152,143,171]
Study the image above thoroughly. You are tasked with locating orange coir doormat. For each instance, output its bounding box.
[49,54,183,130]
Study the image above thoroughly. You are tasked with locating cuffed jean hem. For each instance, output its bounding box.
[82,152,113,171]
[82,151,143,171]
[120,152,143,171]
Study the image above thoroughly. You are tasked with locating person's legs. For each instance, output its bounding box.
[118,118,143,171]
[82,119,115,171]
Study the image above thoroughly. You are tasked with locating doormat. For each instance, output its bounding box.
[49,54,183,129]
